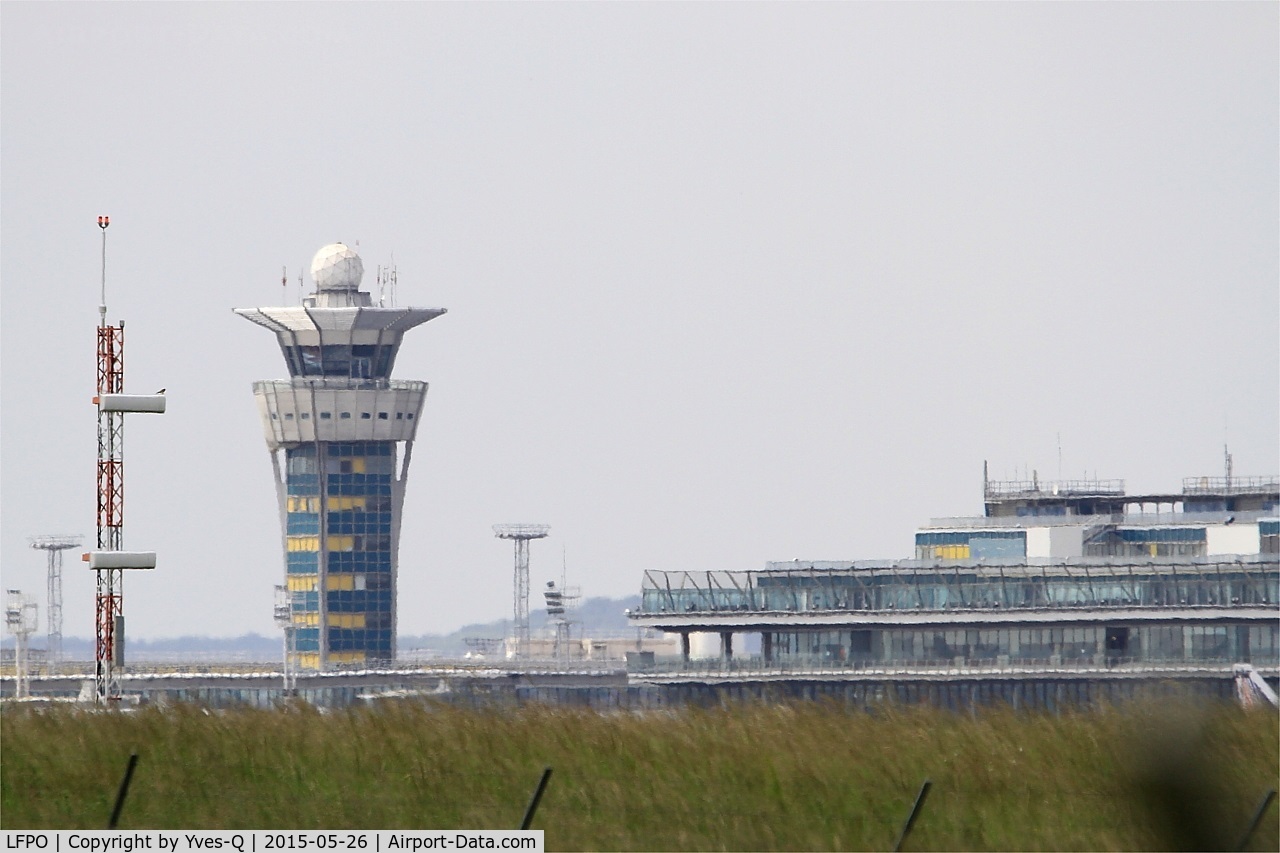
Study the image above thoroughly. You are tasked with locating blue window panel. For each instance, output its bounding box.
[287,515,321,535]
[970,537,1027,559]
[916,532,969,546]
[1260,520,1279,536]
[294,627,320,651]
[1118,528,1205,543]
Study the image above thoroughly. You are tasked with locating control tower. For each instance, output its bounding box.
[235,244,446,670]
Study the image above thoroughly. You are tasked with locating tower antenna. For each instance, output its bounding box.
[388,253,397,307]
[88,215,167,703]
[97,215,109,323]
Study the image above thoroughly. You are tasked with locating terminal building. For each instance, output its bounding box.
[629,470,1279,689]
[236,244,446,670]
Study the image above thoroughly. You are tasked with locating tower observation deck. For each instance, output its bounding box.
[235,244,446,670]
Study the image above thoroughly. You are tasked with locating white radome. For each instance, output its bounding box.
[311,243,364,291]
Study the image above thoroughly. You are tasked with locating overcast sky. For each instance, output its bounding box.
[2,2,1277,642]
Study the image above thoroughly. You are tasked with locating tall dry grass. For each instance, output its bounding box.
[2,699,1276,851]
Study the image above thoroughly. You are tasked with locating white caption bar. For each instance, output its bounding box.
[2,832,543,853]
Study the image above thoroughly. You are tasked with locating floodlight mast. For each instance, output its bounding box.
[28,535,81,675]
[493,524,550,659]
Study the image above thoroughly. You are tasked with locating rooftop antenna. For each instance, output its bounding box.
[1224,444,1233,490]
[387,253,397,307]
[494,524,550,659]
[281,266,287,298]
[28,534,81,675]
[297,268,304,304]
[377,264,385,307]
[1057,432,1063,481]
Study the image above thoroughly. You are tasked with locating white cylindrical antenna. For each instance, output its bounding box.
[97,215,110,322]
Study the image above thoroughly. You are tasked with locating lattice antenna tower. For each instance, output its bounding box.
[88,215,166,703]
[5,590,38,699]
[28,535,81,674]
[493,524,550,659]
[543,579,581,661]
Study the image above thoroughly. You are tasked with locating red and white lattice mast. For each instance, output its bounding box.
[85,215,166,704]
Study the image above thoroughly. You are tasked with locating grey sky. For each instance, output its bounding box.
[2,3,1276,641]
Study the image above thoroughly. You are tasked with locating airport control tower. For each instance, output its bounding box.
[236,244,446,670]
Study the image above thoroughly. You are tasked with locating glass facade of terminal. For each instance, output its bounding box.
[641,560,1278,614]
[284,441,396,668]
[762,623,1278,667]
[637,558,1280,668]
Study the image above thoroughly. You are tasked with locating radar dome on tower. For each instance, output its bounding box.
[311,243,364,291]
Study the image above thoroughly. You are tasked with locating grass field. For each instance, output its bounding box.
[1,699,1276,851]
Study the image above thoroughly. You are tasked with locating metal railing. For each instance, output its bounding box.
[923,514,1118,529]
[629,655,1280,679]
[1182,476,1279,495]
[252,378,427,393]
[985,479,1125,498]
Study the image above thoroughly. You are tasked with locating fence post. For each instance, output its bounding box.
[1236,788,1276,852]
[892,779,932,852]
[107,753,139,829]
[520,767,553,830]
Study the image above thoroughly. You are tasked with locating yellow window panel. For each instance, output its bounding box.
[328,613,367,629]
[326,574,355,591]
[327,535,355,552]
[351,458,367,474]
[286,576,317,592]
[328,651,366,665]
[292,612,319,626]
[287,536,319,552]
[295,654,320,670]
